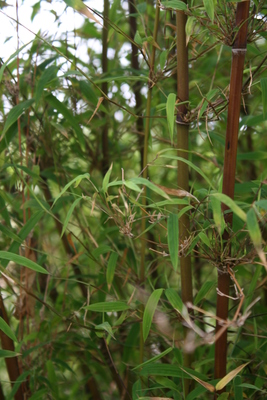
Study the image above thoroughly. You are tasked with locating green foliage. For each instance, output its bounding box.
[0,0,266,399]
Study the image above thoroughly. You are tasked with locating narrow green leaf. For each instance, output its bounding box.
[160,155,213,188]
[215,363,249,391]
[160,50,168,70]
[167,213,179,270]
[247,208,262,249]
[166,93,176,144]
[234,375,243,400]
[35,65,58,105]
[244,265,261,309]
[124,180,141,192]
[0,251,48,274]
[1,211,44,268]
[95,322,115,339]
[102,163,113,193]
[61,197,82,237]
[143,289,163,342]
[92,245,113,258]
[46,94,85,147]
[46,360,59,396]
[0,41,32,82]
[161,0,187,10]
[0,317,17,342]
[194,281,215,305]
[84,301,129,312]
[203,0,214,23]
[106,252,119,290]
[133,347,173,371]
[210,195,224,235]
[130,178,170,199]
[0,350,20,358]
[6,371,29,400]
[198,232,211,249]
[2,99,35,137]
[210,193,246,222]
[140,363,184,377]
[165,288,183,313]
[199,89,218,120]
[261,78,267,118]
[52,173,90,206]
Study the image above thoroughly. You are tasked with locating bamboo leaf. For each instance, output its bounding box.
[215,363,249,391]
[35,65,58,105]
[0,41,32,82]
[165,288,183,313]
[261,78,267,118]
[161,0,187,10]
[198,232,211,249]
[247,208,266,267]
[2,99,35,137]
[210,193,246,222]
[95,322,115,339]
[143,289,163,342]
[0,251,48,274]
[180,366,215,393]
[124,180,141,192]
[234,375,243,400]
[0,317,17,342]
[203,0,214,23]
[194,281,215,305]
[102,163,113,193]
[92,245,113,258]
[160,155,213,188]
[247,208,262,248]
[106,252,119,291]
[84,301,129,312]
[6,371,29,400]
[61,197,82,237]
[132,347,173,371]
[52,173,90,206]
[166,93,176,144]
[0,349,21,358]
[63,0,101,24]
[167,213,179,271]
[140,363,184,377]
[210,196,225,235]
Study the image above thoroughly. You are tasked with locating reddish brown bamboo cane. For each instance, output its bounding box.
[215,1,250,382]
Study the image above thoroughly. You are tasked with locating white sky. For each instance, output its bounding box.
[0,0,103,61]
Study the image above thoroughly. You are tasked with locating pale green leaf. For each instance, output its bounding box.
[102,163,113,193]
[2,99,35,137]
[203,0,214,23]
[95,322,115,339]
[194,281,215,305]
[161,0,187,10]
[215,363,249,391]
[167,213,179,270]
[165,288,183,313]
[61,197,82,237]
[143,289,163,342]
[210,195,225,235]
[132,347,173,371]
[0,41,32,83]
[0,349,21,358]
[106,252,119,290]
[261,78,267,118]
[247,208,262,249]
[0,251,48,274]
[63,0,101,24]
[52,173,90,206]
[166,93,176,144]
[35,65,58,105]
[0,317,17,342]
[210,193,246,222]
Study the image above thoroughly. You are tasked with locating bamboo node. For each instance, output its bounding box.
[232,48,247,55]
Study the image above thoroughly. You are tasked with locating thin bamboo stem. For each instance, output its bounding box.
[101,0,109,175]
[139,1,160,363]
[176,5,194,397]
[215,1,250,383]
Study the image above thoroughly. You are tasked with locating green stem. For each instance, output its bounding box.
[215,1,250,384]
[101,0,109,175]
[139,0,160,363]
[176,5,194,397]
